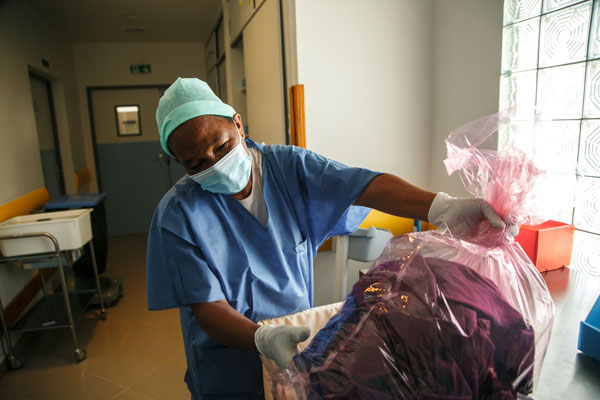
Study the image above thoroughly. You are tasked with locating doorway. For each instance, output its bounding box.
[29,73,65,199]
[88,86,185,235]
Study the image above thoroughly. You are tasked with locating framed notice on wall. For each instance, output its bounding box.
[115,105,141,136]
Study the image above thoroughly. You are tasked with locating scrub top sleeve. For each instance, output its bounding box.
[147,215,225,311]
[295,149,381,249]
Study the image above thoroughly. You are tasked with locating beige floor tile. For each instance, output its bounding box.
[128,354,190,400]
[144,309,181,336]
[83,321,146,357]
[0,364,94,400]
[0,367,49,400]
[43,361,92,387]
[46,374,126,400]
[109,302,181,337]
[77,347,127,376]
[104,298,154,327]
[92,341,185,389]
[131,329,184,365]
[81,319,183,366]
[91,346,161,387]
[111,389,156,400]
[116,269,148,292]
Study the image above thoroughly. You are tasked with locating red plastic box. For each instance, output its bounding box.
[515,220,575,273]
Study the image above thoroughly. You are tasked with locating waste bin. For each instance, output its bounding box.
[45,193,108,276]
[44,193,122,307]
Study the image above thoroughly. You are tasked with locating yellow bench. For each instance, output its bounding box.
[318,209,435,252]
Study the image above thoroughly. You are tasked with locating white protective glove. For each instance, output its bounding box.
[254,325,310,370]
[428,192,517,236]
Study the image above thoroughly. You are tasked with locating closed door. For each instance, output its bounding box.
[30,74,65,198]
[90,88,186,235]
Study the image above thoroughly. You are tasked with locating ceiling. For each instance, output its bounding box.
[26,0,222,44]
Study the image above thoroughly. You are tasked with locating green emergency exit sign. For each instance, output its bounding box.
[130,64,151,74]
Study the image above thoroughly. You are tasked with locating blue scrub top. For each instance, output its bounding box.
[146,140,380,397]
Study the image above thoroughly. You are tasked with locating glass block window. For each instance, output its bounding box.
[504,0,542,25]
[502,18,540,73]
[573,230,600,276]
[501,0,600,276]
[579,119,600,175]
[537,63,586,118]
[539,2,591,67]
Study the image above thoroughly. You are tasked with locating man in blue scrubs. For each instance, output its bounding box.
[146,78,506,399]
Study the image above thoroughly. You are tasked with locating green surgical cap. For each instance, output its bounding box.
[156,77,236,156]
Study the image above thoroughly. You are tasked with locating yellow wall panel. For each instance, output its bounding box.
[0,188,49,223]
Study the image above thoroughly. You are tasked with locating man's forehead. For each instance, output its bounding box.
[170,115,232,148]
[182,115,232,135]
[191,114,229,128]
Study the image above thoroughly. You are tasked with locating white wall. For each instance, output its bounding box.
[294,0,434,188]
[0,0,85,364]
[72,42,206,192]
[0,0,83,299]
[291,0,503,194]
[0,1,83,203]
[430,0,503,196]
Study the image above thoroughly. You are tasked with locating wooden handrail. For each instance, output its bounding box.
[289,84,306,148]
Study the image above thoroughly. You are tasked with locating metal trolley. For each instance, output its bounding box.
[0,232,106,368]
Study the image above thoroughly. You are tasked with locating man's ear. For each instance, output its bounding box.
[233,113,245,138]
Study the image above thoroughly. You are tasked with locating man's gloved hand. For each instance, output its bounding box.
[254,325,310,370]
[428,192,515,235]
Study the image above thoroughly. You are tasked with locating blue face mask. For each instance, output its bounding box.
[189,131,252,195]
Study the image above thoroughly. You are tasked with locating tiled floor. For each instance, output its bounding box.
[0,234,190,400]
[0,233,369,400]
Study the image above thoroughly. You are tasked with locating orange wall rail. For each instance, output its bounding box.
[0,187,50,223]
[289,84,306,148]
[74,167,92,190]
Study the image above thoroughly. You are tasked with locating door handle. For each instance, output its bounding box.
[154,153,173,188]
[155,153,171,167]
[154,153,165,166]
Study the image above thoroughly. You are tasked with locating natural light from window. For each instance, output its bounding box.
[500,0,600,276]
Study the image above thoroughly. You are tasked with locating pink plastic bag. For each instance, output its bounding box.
[267,111,555,399]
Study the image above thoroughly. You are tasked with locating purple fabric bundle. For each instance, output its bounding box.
[290,256,535,399]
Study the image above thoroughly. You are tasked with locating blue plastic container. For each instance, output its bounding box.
[45,193,106,209]
[578,295,600,362]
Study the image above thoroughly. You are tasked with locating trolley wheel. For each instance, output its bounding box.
[99,310,107,321]
[74,348,87,363]
[8,356,23,370]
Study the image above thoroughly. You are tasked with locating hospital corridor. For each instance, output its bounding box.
[2,0,600,399]
[0,234,189,400]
